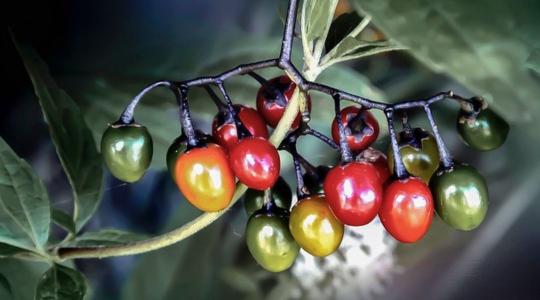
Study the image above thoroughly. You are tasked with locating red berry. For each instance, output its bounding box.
[379,177,434,243]
[356,147,391,184]
[212,105,269,151]
[331,106,379,152]
[229,137,281,190]
[256,75,312,129]
[323,161,383,226]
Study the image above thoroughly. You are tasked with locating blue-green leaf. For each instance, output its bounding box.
[11,33,103,232]
[351,0,540,122]
[51,209,76,235]
[0,137,50,251]
[303,0,340,46]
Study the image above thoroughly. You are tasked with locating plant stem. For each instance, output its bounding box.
[119,81,172,124]
[56,87,302,261]
[65,0,484,261]
[385,108,408,179]
[424,105,454,169]
[333,95,353,163]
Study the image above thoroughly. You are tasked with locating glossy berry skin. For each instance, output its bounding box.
[457,108,509,151]
[229,137,281,190]
[430,164,488,231]
[244,177,292,216]
[246,211,299,272]
[101,123,153,183]
[212,105,269,151]
[331,106,379,152]
[289,195,344,257]
[388,128,440,183]
[323,162,383,226]
[256,75,312,129]
[380,177,434,243]
[166,132,213,179]
[356,148,390,184]
[174,143,235,212]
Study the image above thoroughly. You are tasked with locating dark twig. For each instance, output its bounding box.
[424,105,454,169]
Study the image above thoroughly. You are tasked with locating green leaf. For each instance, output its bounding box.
[351,0,540,122]
[526,48,540,75]
[11,33,103,232]
[51,209,76,235]
[0,273,12,300]
[322,39,403,67]
[0,137,50,251]
[303,0,340,46]
[67,229,145,247]
[0,259,49,300]
[35,264,87,300]
[0,243,31,257]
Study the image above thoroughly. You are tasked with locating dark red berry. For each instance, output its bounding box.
[256,75,312,129]
[331,106,379,152]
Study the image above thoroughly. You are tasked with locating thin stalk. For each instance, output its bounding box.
[305,128,338,149]
[333,95,353,163]
[385,109,408,179]
[424,105,454,169]
[119,81,173,124]
[217,82,250,138]
[174,86,198,147]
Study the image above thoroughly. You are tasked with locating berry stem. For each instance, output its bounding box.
[55,87,303,261]
[279,0,299,64]
[81,0,484,262]
[305,128,339,149]
[263,188,273,206]
[174,86,198,147]
[119,80,173,124]
[333,95,353,163]
[290,146,308,199]
[216,82,251,138]
[423,105,454,169]
[385,108,409,179]
[203,86,227,113]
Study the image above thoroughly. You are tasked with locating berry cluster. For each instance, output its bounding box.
[99,0,509,272]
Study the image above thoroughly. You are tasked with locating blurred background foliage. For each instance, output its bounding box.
[2,0,539,299]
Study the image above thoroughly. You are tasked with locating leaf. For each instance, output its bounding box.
[35,264,87,300]
[303,0,340,46]
[526,48,540,75]
[12,33,103,232]
[325,12,362,52]
[0,274,12,300]
[322,40,403,67]
[67,229,145,247]
[0,259,49,300]
[51,209,76,235]
[0,243,31,257]
[351,0,540,122]
[0,137,50,251]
